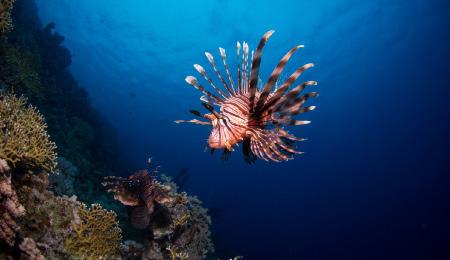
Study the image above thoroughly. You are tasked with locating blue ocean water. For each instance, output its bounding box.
[34,0,450,259]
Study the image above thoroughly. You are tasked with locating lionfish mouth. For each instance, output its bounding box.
[175,30,318,163]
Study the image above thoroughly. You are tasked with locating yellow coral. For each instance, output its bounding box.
[65,203,122,260]
[166,245,189,260]
[0,94,57,172]
[171,212,190,229]
[0,0,15,34]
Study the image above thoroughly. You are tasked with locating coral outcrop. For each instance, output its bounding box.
[1,0,130,206]
[0,0,15,34]
[0,158,25,247]
[16,172,82,259]
[18,237,45,260]
[104,169,214,259]
[49,157,78,196]
[65,203,122,259]
[0,1,218,259]
[0,45,43,101]
[0,93,57,172]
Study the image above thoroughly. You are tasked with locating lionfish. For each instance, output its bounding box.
[102,170,173,229]
[175,30,318,162]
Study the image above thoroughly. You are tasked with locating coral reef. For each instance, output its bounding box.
[18,237,45,260]
[0,0,15,34]
[49,157,78,196]
[0,0,131,206]
[65,203,122,259]
[0,44,43,101]
[104,169,214,259]
[0,159,25,247]
[16,172,82,259]
[0,93,57,172]
[0,1,218,259]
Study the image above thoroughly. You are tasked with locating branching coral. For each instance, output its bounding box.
[0,93,57,172]
[166,245,189,260]
[65,203,122,260]
[0,0,15,34]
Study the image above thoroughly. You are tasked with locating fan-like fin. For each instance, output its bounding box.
[202,102,220,116]
[194,64,228,98]
[289,120,311,125]
[236,42,242,93]
[255,45,304,114]
[284,81,317,101]
[219,47,236,94]
[185,76,223,104]
[277,92,318,115]
[242,42,249,93]
[200,95,218,106]
[257,64,314,116]
[174,119,211,125]
[249,30,275,113]
[205,52,234,96]
[250,136,269,161]
[189,110,202,117]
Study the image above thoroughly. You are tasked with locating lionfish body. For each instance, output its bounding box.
[176,30,318,163]
[102,170,174,229]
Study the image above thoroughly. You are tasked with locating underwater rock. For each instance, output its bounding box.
[120,240,146,259]
[0,161,25,248]
[14,171,81,259]
[104,168,214,259]
[49,157,78,196]
[18,237,45,260]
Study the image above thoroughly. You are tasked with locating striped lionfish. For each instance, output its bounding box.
[103,170,174,229]
[176,30,318,163]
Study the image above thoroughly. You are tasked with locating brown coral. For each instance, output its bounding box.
[0,0,15,34]
[65,203,122,260]
[0,93,57,172]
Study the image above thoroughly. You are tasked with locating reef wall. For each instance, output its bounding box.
[0,0,215,259]
[0,0,129,205]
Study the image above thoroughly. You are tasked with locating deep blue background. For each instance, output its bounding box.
[35,0,450,259]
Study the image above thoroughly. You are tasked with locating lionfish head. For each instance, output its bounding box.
[176,30,318,163]
[102,170,153,206]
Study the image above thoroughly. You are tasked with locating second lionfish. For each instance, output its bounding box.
[176,30,318,163]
